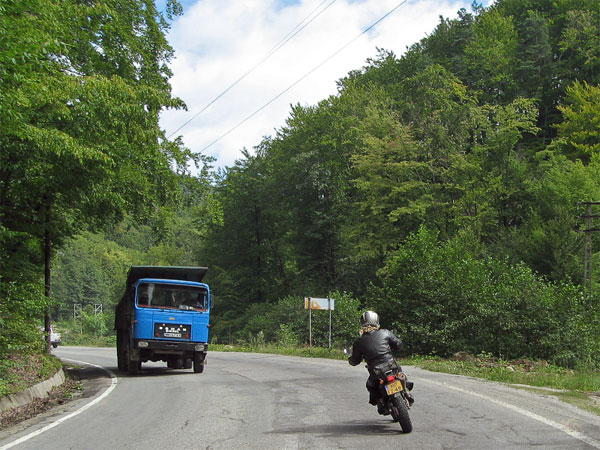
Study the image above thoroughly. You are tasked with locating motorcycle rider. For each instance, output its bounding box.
[348,310,414,413]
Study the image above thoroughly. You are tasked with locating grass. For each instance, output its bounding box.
[0,352,63,397]
[403,354,600,392]
[514,386,600,416]
[211,343,346,360]
[398,354,600,416]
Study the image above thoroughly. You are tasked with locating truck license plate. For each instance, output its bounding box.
[154,323,190,339]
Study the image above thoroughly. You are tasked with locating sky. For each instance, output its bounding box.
[159,0,494,170]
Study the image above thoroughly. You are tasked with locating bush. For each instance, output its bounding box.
[276,323,299,347]
[211,292,362,348]
[0,280,47,355]
[369,226,598,368]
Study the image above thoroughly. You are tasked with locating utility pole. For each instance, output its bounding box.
[576,202,600,299]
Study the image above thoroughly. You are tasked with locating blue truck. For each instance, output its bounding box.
[114,266,211,375]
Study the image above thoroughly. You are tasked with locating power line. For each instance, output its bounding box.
[167,0,337,139]
[198,0,410,154]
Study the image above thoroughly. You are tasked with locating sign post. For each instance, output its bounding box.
[328,297,332,349]
[304,297,335,348]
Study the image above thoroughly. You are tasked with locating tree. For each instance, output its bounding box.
[203,149,287,311]
[513,10,553,139]
[558,8,600,84]
[463,8,518,103]
[0,0,187,352]
[419,8,475,80]
[349,65,477,251]
[553,81,600,163]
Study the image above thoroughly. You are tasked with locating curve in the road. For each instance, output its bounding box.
[0,359,118,450]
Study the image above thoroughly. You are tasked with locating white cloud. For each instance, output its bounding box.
[160,0,489,169]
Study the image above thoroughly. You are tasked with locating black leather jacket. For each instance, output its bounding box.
[348,328,402,368]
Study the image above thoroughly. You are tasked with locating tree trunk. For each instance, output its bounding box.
[44,197,52,354]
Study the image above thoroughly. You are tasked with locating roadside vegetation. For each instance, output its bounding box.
[0,353,62,397]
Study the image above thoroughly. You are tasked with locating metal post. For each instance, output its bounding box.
[576,201,600,301]
[328,297,331,349]
[584,203,593,297]
[309,304,312,347]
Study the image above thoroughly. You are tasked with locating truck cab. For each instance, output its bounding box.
[115,266,210,375]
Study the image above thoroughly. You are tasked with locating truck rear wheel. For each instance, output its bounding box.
[193,353,205,373]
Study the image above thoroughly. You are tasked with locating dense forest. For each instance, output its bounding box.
[2,0,600,368]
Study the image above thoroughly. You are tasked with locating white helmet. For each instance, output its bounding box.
[360,310,379,327]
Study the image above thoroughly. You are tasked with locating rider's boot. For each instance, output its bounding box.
[376,398,390,415]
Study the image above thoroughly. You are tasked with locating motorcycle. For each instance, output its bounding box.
[371,360,413,433]
[345,349,413,433]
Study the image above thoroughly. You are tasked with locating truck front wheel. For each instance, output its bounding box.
[126,338,139,375]
[117,330,127,371]
[193,353,205,373]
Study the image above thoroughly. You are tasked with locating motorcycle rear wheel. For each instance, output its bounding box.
[390,395,412,433]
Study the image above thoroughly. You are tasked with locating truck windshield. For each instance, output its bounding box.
[136,283,208,311]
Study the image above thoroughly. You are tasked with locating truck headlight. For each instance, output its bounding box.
[138,341,149,348]
[195,344,205,351]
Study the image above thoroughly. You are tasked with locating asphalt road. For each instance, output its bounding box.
[1,346,600,449]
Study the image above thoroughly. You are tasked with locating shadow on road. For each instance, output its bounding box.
[115,367,201,378]
[267,420,404,437]
[65,365,107,381]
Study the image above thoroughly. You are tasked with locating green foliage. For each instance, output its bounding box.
[196,0,600,370]
[79,307,109,337]
[56,319,115,347]
[407,355,600,392]
[0,353,62,397]
[51,231,135,320]
[553,81,600,163]
[0,0,188,353]
[0,281,47,355]
[4,0,600,372]
[211,292,361,349]
[463,9,518,102]
[370,227,597,367]
[276,324,299,347]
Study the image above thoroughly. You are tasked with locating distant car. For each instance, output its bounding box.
[41,326,62,348]
[50,328,62,348]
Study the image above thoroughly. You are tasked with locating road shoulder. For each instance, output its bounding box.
[0,363,111,439]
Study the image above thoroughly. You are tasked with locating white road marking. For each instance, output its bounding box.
[0,359,118,450]
[420,378,600,449]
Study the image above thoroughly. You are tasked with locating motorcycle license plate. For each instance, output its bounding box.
[385,380,403,395]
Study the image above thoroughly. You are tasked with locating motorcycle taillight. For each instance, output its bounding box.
[386,374,395,382]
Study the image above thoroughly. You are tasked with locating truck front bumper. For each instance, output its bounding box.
[134,339,208,354]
